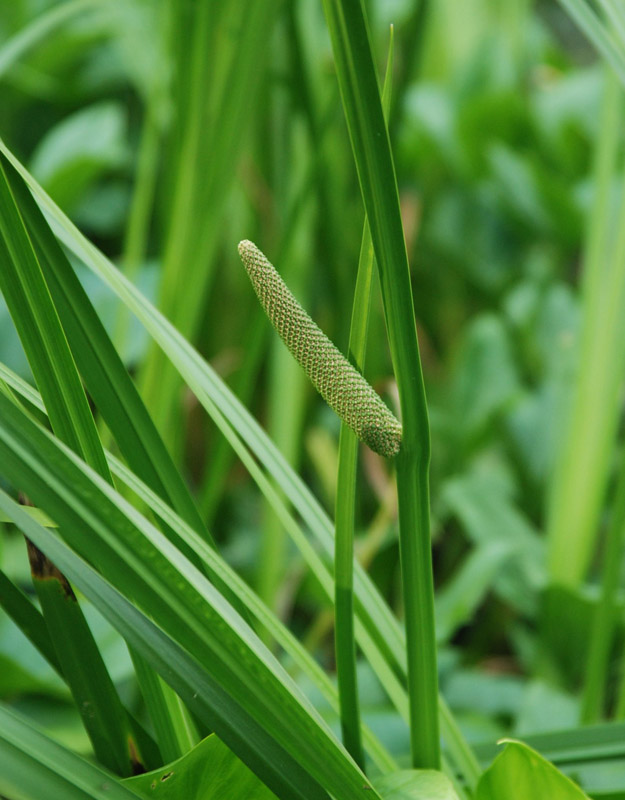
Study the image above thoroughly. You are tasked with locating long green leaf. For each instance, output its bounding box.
[1,154,211,546]
[0,393,383,800]
[0,704,141,800]
[0,140,477,786]
[0,357,397,774]
[0,156,136,774]
[1,152,238,759]
[0,569,61,673]
[139,0,281,450]
[557,0,625,86]
[0,491,326,800]
[334,25,394,770]
[321,0,439,768]
[0,158,108,476]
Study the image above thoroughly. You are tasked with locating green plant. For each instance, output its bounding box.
[1,1,625,799]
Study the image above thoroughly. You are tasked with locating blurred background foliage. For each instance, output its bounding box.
[1,0,624,794]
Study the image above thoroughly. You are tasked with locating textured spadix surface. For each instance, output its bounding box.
[238,240,402,457]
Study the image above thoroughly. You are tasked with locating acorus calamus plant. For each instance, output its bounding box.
[238,240,403,458]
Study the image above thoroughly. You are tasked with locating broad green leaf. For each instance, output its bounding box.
[30,102,128,211]
[476,740,590,800]
[124,734,277,800]
[375,770,459,800]
[435,541,516,643]
[473,719,625,765]
[441,472,544,615]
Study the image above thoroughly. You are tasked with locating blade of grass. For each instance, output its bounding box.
[321,0,439,769]
[0,159,108,476]
[0,0,104,80]
[334,25,394,771]
[0,704,142,800]
[557,0,625,86]
[0,140,478,786]
[1,153,200,763]
[2,153,211,545]
[0,494,330,800]
[547,71,625,588]
[0,158,138,774]
[0,568,61,673]
[597,0,625,45]
[0,360,397,774]
[580,441,625,722]
[139,0,280,453]
[25,541,139,775]
[3,152,262,752]
[197,309,269,522]
[0,554,160,770]
[0,396,384,800]
[388,1,430,140]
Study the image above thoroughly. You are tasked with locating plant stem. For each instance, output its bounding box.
[322,0,440,768]
[114,103,161,357]
[334,229,374,771]
[581,443,625,722]
[334,30,394,771]
[547,70,625,589]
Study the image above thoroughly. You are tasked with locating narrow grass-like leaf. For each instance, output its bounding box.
[0,492,327,800]
[0,394,384,800]
[25,545,141,776]
[0,158,108,476]
[2,152,240,758]
[1,154,211,547]
[557,0,625,86]
[139,0,280,451]
[0,569,61,673]
[321,0,439,768]
[547,72,625,588]
[0,705,142,800]
[0,358,397,774]
[334,26,394,770]
[0,141,477,787]
[0,156,136,773]
[0,0,104,80]
[581,443,625,721]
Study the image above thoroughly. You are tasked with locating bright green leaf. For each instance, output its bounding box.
[476,740,590,800]
[124,734,277,800]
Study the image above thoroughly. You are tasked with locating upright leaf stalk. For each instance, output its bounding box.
[321,0,440,768]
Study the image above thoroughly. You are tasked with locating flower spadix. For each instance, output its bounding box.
[238,240,402,458]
